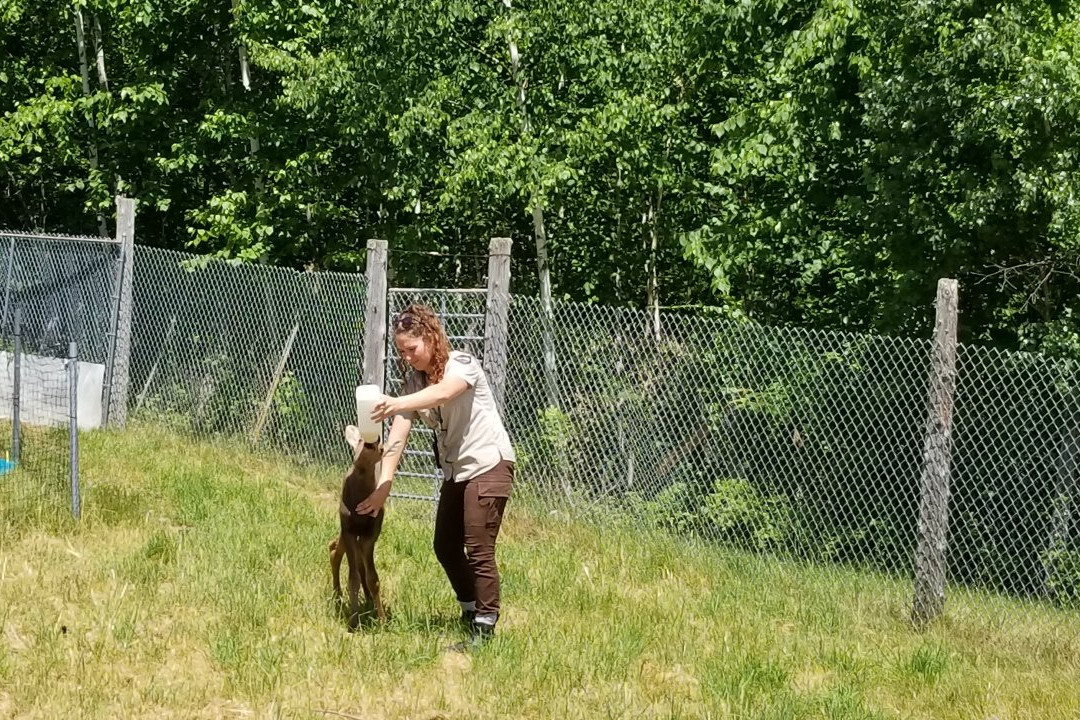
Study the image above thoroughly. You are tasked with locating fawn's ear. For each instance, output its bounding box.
[344,425,362,451]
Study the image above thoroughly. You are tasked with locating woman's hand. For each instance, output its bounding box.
[370,394,402,422]
[355,483,391,516]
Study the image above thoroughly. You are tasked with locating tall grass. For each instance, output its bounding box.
[1,423,1078,719]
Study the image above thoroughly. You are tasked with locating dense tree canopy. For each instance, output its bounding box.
[2,0,1079,353]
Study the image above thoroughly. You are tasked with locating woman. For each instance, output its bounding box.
[355,303,516,649]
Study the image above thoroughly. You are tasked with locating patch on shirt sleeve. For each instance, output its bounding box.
[447,351,481,387]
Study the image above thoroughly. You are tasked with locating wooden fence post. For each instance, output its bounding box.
[102,195,135,427]
[484,237,512,414]
[912,278,960,629]
[363,239,388,388]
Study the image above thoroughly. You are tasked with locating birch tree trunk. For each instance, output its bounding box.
[92,14,108,89]
[645,197,661,343]
[504,0,558,407]
[646,137,672,344]
[232,0,263,193]
[73,4,109,237]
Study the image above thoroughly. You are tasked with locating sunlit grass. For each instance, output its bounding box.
[0,422,1078,719]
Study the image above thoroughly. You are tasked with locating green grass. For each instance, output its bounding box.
[1,423,1079,719]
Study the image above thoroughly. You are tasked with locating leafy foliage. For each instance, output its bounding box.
[3,0,1080,354]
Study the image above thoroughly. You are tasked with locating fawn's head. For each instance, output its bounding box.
[344,425,383,472]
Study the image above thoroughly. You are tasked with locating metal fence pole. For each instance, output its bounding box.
[12,306,21,464]
[69,341,80,519]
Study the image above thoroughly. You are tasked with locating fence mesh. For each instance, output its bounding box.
[951,345,1080,607]
[506,295,1080,617]
[507,298,928,572]
[7,231,1078,630]
[0,325,75,526]
[0,232,116,362]
[129,246,369,466]
[0,233,108,524]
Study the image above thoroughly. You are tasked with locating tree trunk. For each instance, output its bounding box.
[533,203,559,405]
[92,13,108,89]
[504,0,558,407]
[646,197,661,343]
[73,5,109,237]
[232,0,263,193]
[646,139,671,343]
[1046,400,1079,599]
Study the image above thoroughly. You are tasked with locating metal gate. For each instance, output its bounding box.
[385,287,488,502]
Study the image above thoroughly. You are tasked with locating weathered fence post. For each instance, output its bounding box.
[912,278,960,629]
[484,237,512,414]
[69,341,80,519]
[363,239,388,389]
[102,195,135,427]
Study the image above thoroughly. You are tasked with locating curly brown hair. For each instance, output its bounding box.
[392,303,451,383]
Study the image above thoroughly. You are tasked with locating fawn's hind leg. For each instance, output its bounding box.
[329,535,345,600]
[359,535,386,622]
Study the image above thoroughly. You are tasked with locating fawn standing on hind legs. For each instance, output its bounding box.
[330,425,386,629]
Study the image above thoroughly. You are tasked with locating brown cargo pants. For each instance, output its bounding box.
[433,460,514,618]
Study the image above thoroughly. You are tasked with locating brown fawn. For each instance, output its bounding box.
[329,425,386,628]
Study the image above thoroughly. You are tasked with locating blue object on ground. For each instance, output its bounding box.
[0,458,16,475]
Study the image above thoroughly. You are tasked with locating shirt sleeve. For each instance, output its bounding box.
[445,352,481,387]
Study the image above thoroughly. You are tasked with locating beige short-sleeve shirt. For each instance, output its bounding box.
[401,350,516,482]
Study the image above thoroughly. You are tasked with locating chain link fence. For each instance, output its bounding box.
[121,251,1080,619]
[0,311,79,525]
[951,345,1080,608]
[129,246,368,467]
[506,295,1080,618]
[6,227,1078,628]
[0,232,108,523]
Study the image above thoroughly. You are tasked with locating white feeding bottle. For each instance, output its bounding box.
[354,384,384,443]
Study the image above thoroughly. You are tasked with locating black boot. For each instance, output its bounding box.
[448,620,495,652]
